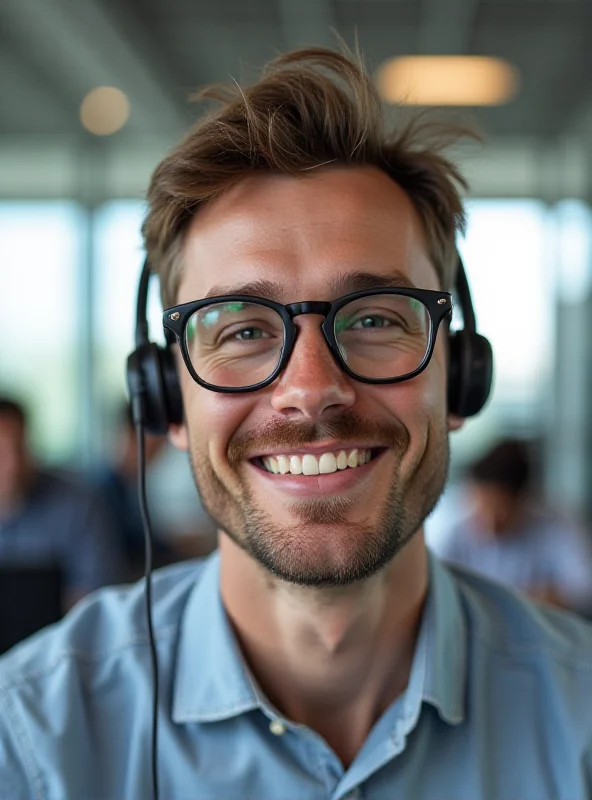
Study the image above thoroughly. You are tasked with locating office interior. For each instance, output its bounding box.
[2,0,592,640]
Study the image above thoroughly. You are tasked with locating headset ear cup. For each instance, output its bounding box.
[447,330,462,415]
[160,346,183,427]
[447,330,494,418]
[126,343,183,436]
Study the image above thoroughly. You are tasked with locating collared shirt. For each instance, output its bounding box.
[0,470,123,595]
[0,550,591,800]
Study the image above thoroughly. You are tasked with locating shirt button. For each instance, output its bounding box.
[269,719,286,736]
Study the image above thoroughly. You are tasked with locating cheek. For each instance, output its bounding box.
[419,336,449,416]
[181,376,254,466]
[371,347,448,472]
[383,350,448,424]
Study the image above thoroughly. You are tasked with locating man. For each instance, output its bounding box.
[0,396,123,611]
[1,49,591,799]
[436,438,592,614]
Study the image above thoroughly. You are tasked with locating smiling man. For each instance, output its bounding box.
[1,48,592,800]
[171,168,450,598]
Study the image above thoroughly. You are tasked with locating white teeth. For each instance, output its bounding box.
[289,455,302,474]
[268,456,279,474]
[302,454,320,475]
[277,455,290,474]
[319,452,337,474]
[262,449,372,475]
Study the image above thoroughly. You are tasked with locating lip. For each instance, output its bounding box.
[248,449,387,497]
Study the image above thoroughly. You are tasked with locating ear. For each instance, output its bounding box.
[168,422,189,452]
[447,413,465,433]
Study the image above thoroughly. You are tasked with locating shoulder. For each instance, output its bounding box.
[444,562,592,755]
[0,556,217,795]
[448,560,592,666]
[32,469,102,511]
[0,556,213,690]
[88,465,123,493]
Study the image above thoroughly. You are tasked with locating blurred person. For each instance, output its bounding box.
[436,439,592,614]
[0,396,123,609]
[92,402,172,580]
[0,48,591,800]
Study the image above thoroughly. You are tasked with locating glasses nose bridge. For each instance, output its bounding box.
[285,300,333,321]
[282,300,341,374]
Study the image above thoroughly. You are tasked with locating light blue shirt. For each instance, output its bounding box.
[1,550,591,800]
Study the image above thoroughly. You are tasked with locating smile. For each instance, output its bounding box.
[258,448,376,476]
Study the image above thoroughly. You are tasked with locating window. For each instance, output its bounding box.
[0,202,82,460]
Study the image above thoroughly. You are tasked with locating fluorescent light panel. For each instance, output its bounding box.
[376,56,519,106]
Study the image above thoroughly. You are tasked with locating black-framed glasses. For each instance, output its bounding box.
[162,288,452,393]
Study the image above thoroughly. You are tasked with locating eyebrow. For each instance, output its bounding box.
[204,279,282,300]
[203,270,418,301]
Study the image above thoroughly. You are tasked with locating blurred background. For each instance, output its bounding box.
[2,0,592,644]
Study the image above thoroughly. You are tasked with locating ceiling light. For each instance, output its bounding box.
[376,56,519,106]
[80,87,130,136]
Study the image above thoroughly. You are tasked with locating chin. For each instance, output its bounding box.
[233,505,409,588]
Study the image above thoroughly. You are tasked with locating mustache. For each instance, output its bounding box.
[228,413,409,466]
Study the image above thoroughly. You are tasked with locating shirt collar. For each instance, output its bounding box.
[173,551,260,723]
[421,550,467,725]
[172,549,467,727]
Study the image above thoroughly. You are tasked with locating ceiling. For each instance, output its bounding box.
[2,0,592,142]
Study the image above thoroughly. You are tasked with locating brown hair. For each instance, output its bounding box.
[143,47,474,308]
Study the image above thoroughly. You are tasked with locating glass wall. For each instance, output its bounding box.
[452,199,554,464]
[0,202,83,460]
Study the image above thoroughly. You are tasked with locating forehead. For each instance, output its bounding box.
[178,166,439,304]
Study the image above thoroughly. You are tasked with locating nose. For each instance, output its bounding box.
[270,318,357,421]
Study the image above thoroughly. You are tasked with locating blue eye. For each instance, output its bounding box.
[234,327,267,340]
[351,315,392,329]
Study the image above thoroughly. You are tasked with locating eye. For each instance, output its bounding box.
[351,315,394,329]
[233,327,269,341]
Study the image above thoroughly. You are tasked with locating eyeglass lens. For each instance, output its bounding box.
[184,295,431,388]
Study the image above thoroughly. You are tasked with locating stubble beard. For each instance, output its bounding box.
[187,415,450,588]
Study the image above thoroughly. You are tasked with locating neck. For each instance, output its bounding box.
[220,531,428,766]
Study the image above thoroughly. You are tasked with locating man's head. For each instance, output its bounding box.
[142,48,473,587]
[466,439,531,538]
[0,397,33,514]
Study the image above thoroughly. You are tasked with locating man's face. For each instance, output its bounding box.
[170,166,458,586]
[0,414,30,507]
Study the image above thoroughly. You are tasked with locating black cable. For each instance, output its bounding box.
[136,419,160,800]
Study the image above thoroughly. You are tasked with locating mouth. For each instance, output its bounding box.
[252,447,385,476]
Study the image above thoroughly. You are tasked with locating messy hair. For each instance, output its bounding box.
[143,47,474,308]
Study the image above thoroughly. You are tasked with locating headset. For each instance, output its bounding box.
[125,253,493,800]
